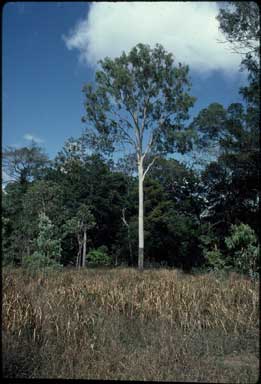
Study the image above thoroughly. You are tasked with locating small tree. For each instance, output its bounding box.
[82,43,196,269]
[23,212,62,271]
[63,204,95,267]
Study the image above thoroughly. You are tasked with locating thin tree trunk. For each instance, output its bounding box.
[76,243,79,268]
[138,160,144,270]
[76,235,82,268]
[82,229,87,267]
[80,243,83,267]
[127,225,133,266]
[122,208,133,266]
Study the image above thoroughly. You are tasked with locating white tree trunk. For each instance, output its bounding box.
[138,160,144,270]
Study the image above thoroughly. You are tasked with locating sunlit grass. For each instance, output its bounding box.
[2,267,259,381]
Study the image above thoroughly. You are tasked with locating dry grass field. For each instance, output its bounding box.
[2,267,259,382]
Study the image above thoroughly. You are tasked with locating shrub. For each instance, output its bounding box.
[200,231,227,271]
[225,223,259,277]
[87,246,112,266]
[22,252,62,272]
[204,247,226,271]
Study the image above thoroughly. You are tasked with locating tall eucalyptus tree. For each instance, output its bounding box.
[82,43,195,269]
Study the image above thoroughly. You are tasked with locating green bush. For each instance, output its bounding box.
[199,230,227,271]
[225,223,259,277]
[87,246,112,266]
[22,252,62,271]
[204,247,226,271]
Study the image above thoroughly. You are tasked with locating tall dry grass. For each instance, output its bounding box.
[2,267,259,381]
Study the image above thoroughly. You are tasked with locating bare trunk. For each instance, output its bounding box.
[76,235,82,268]
[138,160,144,270]
[82,229,87,267]
[122,208,133,266]
[127,225,133,266]
[77,247,81,268]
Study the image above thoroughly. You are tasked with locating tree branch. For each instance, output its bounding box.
[142,156,158,181]
[142,132,154,161]
[129,110,142,156]
[109,118,137,147]
[121,208,129,227]
[140,97,150,137]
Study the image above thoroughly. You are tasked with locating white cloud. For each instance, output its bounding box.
[23,133,44,144]
[63,1,244,74]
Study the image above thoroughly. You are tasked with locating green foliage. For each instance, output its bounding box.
[22,252,63,272]
[35,212,62,260]
[217,2,259,55]
[217,1,259,108]
[204,248,226,271]
[22,180,65,246]
[3,142,49,184]
[87,246,112,266]
[2,216,14,266]
[199,226,227,271]
[77,204,96,231]
[63,204,96,237]
[2,183,31,264]
[196,88,259,240]
[2,40,259,272]
[191,103,227,148]
[82,43,196,157]
[54,136,88,170]
[62,204,96,267]
[199,223,259,277]
[194,3,259,248]
[62,217,80,237]
[225,223,259,276]
[23,180,64,219]
[23,212,62,271]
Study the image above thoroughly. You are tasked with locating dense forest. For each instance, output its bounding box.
[2,2,259,276]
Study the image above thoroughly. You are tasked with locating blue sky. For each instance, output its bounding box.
[3,2,247,161]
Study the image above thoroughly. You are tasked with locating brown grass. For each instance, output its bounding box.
[2,267,259,382]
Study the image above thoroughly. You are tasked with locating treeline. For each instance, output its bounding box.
[2,2,259,275]
[2,116,259,274]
